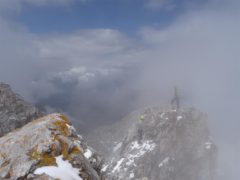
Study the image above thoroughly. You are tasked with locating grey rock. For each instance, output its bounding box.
[0,113,103,180]
[87,106,217,180]
[0,83,44,137]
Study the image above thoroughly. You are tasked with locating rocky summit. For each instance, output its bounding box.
[87,107,217,180]
[0,113,103,180]
[0,83,44,137]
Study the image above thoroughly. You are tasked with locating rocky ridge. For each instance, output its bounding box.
[87,107,217,180]
[0,83,44,137]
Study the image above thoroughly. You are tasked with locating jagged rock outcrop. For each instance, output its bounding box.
[0,113,103,180]
[87,107,217,180]
[0,83,44,137]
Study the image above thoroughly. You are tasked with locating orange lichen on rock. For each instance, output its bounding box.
[58,114,69,123]
[28,146,56,167]
[26,114,85,169]
[58,139,69,159]
[70,145,81,154]
[52,114,70,136]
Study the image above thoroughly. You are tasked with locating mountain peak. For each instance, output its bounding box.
[87,106,217,180]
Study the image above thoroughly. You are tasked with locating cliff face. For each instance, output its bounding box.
[0,113,103,180]
[87,107,217,180]
[0,83,44,137]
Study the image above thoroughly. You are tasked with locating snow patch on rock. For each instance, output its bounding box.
[112,158,124,173]
[159,157,170,168]
[129,172,134,179]
[34,155,82,180]
[126,140,156,166]
[177,116,183,121]
[84,149,93,159]
[101,164,109,172]
[113,142,122,152]
[205,142,212,150]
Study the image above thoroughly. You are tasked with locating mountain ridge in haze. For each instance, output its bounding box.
[0,82,44,137]
[87,106,217,180]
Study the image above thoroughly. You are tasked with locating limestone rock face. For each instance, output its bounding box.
[0,113,103,180]
[0,83,44,137]
[87,107,217,180]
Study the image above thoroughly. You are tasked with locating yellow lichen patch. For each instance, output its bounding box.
[58,114,69,123]
[37,153,57,167]
[70,146,81,154]
[53,135,82,160]
[27,114,82,168]
[58,138,69,159]
[27,141,83,171]
[29,113,68,126]
[54,137,81,160]
[52,119,69,136]
[50,143,57,154]
[28,146,57,167]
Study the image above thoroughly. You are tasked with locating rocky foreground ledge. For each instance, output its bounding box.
[0,113,103,180]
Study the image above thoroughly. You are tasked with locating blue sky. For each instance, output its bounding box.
[17,0,205,34]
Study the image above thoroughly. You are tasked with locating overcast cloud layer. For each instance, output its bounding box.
[0,0,240,179]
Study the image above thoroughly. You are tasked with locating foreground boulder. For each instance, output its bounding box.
[0,113,103,180]
[87,107,217,180]
[0,83,44,137]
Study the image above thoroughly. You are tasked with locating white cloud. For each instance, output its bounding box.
[38,29,130,57]
[36,29,133,70]
[136,5,240,179]
[0,13,135,100]
[55,67,95,83]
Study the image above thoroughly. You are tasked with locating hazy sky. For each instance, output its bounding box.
[0,0,240,179]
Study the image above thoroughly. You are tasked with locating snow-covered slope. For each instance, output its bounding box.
[87,107,217,180]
